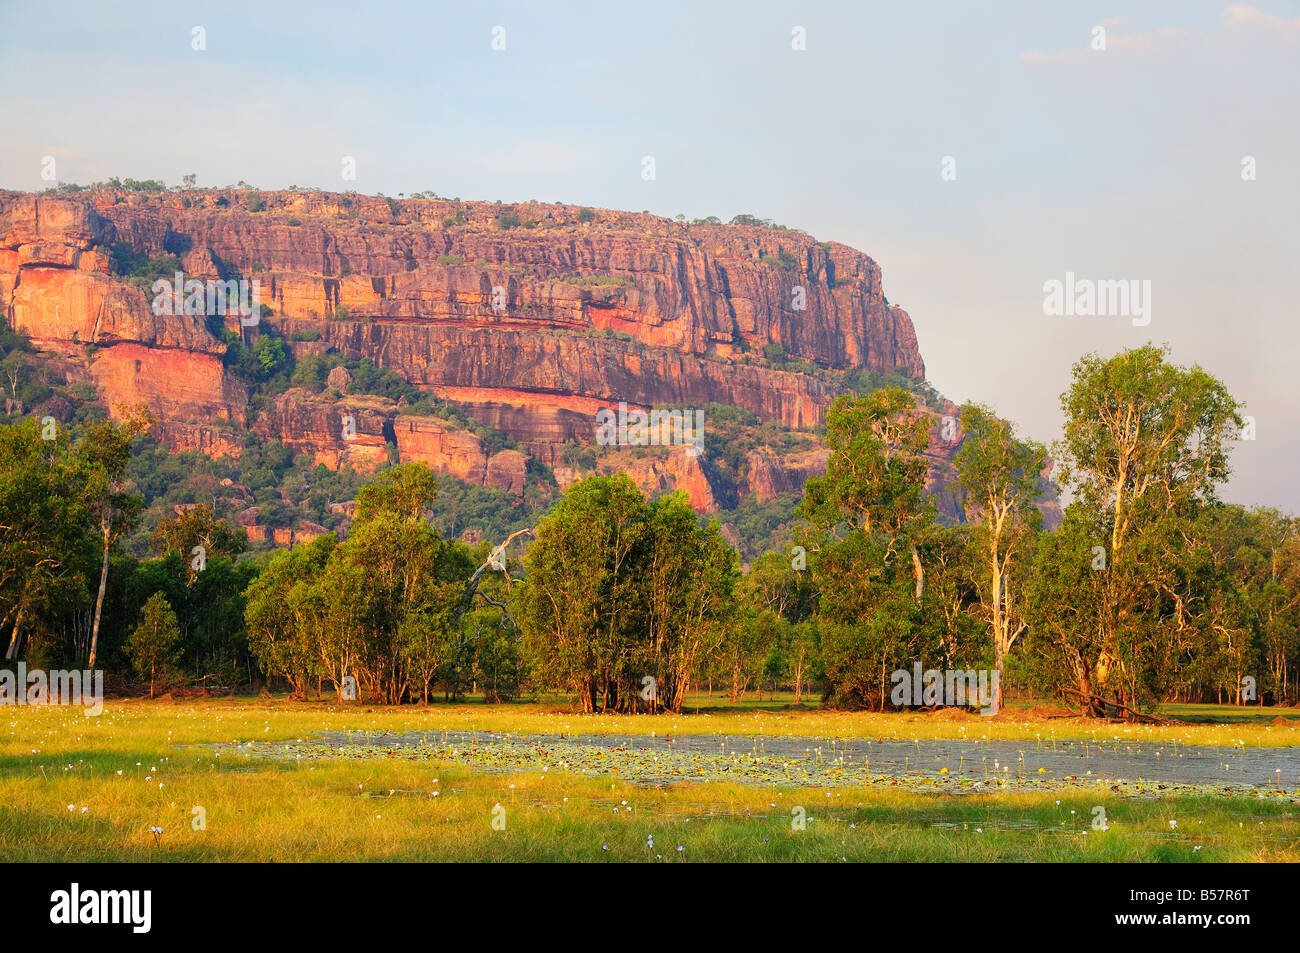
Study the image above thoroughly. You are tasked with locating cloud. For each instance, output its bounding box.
[1019,4,1296,66]
[1222,4,1300,40]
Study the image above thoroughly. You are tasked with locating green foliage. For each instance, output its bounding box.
[107,242,183,290]
[559,440,598,473]
[516,476,737,713]
[107,177,167,192]
[1032,344,1246,714]
[794,388,939,707]
[128,592,182,696]
[841,369,943,410]
[759,249,800,271]
[254,335,288,375]
[245,464,478,702]
[222,330,292,391]
[150,503,248,564]
[953,403,1045,701]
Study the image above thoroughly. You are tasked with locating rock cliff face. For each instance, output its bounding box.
[0,186,984,523]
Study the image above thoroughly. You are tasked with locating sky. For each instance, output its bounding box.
[2,0,1297,511]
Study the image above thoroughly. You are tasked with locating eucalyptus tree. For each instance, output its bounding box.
[80,412,152,668]
[954,403,1046,708]
[795,388,934,708]
[1047,345,1242,713]
[642,492,737,713]
[516,474,648,713]
[245,533,336,697]
[0,419,93,662]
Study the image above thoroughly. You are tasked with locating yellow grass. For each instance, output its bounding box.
[2,697,1298,861]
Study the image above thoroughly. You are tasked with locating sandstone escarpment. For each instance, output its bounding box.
[82,188,923,377]
[0,193,242,427]
[0,186,966,522]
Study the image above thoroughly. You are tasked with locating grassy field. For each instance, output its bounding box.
[2,694,1299,862]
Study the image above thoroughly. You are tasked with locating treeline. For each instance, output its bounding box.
[0,412,257,684]
[2,345,1298,714]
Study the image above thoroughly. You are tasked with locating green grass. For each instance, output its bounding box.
[2,697,1298,861]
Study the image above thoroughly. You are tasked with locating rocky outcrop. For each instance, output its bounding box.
[235,507,328,547]
[75,188,924,375]
[256,391,392,471]
[745,447,832,502]
[484,449,529,496]
[0,193,242,428]
[555,447,718,513]
[0,186,1008,526]
[392,413,489,483]
[255,389,529,495]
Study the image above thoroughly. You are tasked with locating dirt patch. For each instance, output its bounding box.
[927,707,983,721]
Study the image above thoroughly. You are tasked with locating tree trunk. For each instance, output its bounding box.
[88,518,111,668]
[1072,652,1103,717]
[993,638,1005,712]
[910,542,924,603]
[4,607,24,661]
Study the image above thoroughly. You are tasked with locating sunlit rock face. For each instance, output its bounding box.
[0,187,1025,525]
